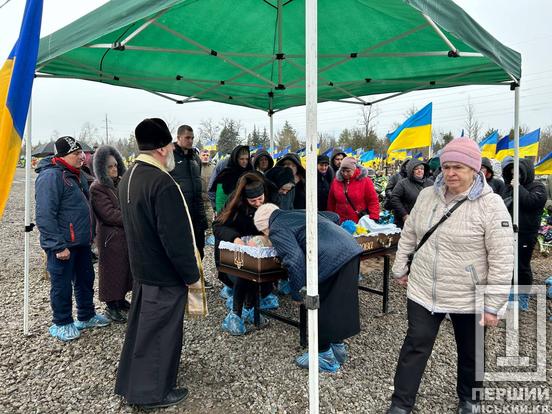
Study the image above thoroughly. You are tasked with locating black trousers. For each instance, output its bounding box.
[517,233,537,286]
[232,278,273,315]
[193,224,206,260]
[391,299,483,410]
[115,282,188,405]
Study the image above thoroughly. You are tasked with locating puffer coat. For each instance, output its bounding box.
[392,172,514,314]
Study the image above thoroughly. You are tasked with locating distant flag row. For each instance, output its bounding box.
[478,129,541,161]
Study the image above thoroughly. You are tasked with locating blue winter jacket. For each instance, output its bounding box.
[35,157,92,252]
[268,209,362,300]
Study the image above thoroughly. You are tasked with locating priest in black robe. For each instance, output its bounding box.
[115,118,200,410]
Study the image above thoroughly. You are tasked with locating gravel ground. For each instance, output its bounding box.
[0,169,550,413]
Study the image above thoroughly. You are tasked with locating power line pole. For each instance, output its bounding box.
[105,114,109,144]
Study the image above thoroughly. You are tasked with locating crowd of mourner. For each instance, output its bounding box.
[34,118,550,412]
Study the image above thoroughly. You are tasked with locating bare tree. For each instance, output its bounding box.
[464,100,481,141]
[78,122,99,145]
[358,105,380,140]
[198,118,221,143]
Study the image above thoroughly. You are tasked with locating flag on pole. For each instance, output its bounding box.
[479,131,499,159]
[203,140,218,151]
[322,147,333,157]
[518,128,540,157]
[535,150,552,175]
[494,135,512,161]
[386,103,432,154]
[0,0,43,218]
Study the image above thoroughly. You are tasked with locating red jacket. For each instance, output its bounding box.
[327,167,380,223]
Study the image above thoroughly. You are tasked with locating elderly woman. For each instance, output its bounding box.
[327,157,379,223]
[254,204,363,373]
[89,146,132,323]
[389,160,433,228]
[386,138,514,414]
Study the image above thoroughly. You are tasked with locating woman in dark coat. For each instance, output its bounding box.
[389,159,433,228]
[210,145,253,213]
[265,166,296,210]
[253,204,362,372]
[90,146,132,322]
[275,153,306,209]
[213,172,279,335]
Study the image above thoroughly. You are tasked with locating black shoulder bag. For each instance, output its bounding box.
[344,183,368,219]
[406,197,468,274]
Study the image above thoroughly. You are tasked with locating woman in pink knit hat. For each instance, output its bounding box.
[327,156,380,223]
[386,137,514,414]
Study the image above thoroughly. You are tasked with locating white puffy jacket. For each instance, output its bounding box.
[392,172,514,314]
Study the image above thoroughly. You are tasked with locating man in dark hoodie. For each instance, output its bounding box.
[384,159,410,211]
[252,150,274,174]
[35,136,111,342]
[501,157,547,310]
[317,154,334,211]
[481,157,505,195]
[389,160,432,228]
[330,150,347,174]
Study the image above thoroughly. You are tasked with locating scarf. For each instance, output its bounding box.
[134,154,208,317]
[53,157,81,177]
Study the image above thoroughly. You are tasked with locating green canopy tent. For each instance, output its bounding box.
[28,1,522,411]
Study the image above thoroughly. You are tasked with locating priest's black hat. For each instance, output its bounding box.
[135,118,173,150]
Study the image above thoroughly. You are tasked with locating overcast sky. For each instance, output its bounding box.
[1,0,551,145]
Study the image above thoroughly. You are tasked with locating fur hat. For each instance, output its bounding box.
[54,136,82,157]
[440,137,481,172]
[135,118,173,150]
[317,155,330,165]
[253,203,280,232]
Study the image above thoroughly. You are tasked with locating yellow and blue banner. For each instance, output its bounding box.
[0,0,43,217]
[387,103,432,154]
[495,129,540,161]
[203,140,217,151]
[535,151,552,175]
[479,130,498,159]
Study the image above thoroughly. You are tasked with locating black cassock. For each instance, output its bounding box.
[115,281,188,405]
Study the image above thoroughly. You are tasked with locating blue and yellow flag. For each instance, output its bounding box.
[203,140,218,151]
[518,128,540,157]
[0,0,43,217]
[387,103,432,154]
[479,131,498,159]
[535,151,552,175]
[495,135,512,161]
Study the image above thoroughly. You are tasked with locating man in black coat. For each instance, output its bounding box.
[171,125,208,258]
[115,118,200,410]
[481,157,505,195]
[502,158,547,309]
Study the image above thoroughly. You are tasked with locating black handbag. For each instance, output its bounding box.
[406,197,468,274]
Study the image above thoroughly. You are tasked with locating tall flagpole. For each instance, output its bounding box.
[23,97,33,335]
[305,0,319,413]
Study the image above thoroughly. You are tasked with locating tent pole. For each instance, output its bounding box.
[277,0,283,86]
[269,110,274,156]
[23,97,33,336]
[512,84,520,329]
[306,0,319,413]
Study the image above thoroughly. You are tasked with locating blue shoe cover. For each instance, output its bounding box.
[295,349,340,373]
[221,312,246,336]
[49,323,81,341]
[330,343,348,364]
[242,307,269,328]
[219,286,233,300]
[260,293,279,310]
[74,314,111,330]
[278,280,291,295]
[518,294,529,311]
[225,296,233,311]
[206,235,215,246]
